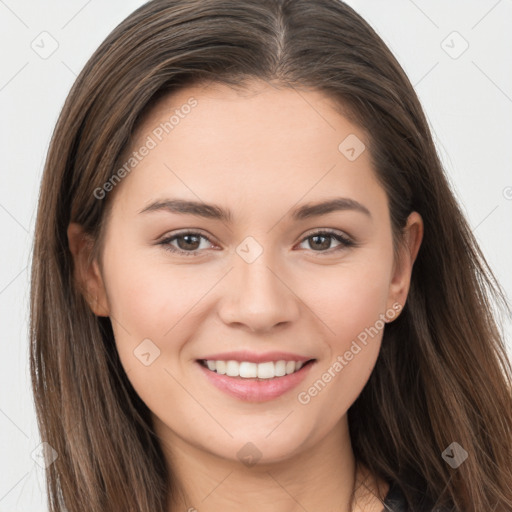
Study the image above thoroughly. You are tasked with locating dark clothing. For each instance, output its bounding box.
[382,482,448,512]
[382,481,408,511]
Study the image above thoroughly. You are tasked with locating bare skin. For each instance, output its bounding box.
[68,80,423,512]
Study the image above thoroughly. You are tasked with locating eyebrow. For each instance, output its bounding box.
[138,197,371,222]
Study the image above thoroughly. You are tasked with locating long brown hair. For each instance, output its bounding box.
[30,1,512,510]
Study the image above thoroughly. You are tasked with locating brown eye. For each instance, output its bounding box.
[175,234,202,251]
[308,234,333,251]
[298,230,355,254]
[159,232,214,256]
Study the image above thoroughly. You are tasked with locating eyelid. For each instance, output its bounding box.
[158,229,218,256]
[157,228,356,256]
[301,227,353,241]
[159,228,214,241]
[297,228,356,252]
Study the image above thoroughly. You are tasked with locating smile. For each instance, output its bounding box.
[199,359,312,379]
[196,358,316,402]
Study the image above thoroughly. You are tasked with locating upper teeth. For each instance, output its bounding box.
[205,360,305,379]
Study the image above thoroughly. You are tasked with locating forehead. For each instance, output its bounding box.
[110,80,385,221]
[135,80,358,158]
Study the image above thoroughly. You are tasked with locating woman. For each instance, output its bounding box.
[30,1,512,511]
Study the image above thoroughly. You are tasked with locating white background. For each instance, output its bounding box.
[1,1,511,510]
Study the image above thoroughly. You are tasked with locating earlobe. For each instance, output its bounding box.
[67,222,110,317]
[386,212,424,316]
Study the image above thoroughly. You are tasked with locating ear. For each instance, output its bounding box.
[386,211,423,317]
[67,222,110,317]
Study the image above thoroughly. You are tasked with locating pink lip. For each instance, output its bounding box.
[198,350,312,364]
[196,359,316,402]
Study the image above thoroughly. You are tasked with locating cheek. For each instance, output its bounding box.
[296,254,392,415]
[100,248,207,418]
[102,245,208,340]
[308,256,392,348]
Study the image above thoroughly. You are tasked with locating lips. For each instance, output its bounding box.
[198,350,313,364]
[195,351,316,402]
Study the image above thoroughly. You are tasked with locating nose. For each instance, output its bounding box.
[217,252,300,334]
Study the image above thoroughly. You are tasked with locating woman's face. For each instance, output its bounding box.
[71,80,421,465]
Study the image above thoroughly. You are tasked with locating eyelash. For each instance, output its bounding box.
[158,229,356,257]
